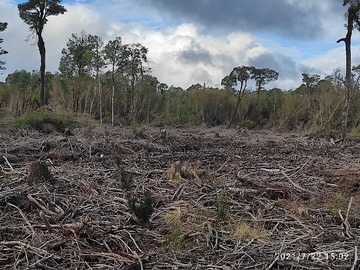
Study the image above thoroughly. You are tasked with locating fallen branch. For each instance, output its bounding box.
[281,171,315,194]
[351,246,358,270]
[3,156,14,171]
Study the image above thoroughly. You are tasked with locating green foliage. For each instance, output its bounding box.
[6,69,39,90]
[242,120,256,130]
[18,0,67,106]
[18,0,66,33]
[59,31,95,78]
[215,192,229,222]
[233,222,268,241]
[252,67,279,92]
[14,109,74,132]
[3,25,360,134]
[162,208,189,251]
[128,191,155,225]
[162,227,188,251]
[0,83,11,106]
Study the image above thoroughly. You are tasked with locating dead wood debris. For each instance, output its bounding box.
[0,127,360,269]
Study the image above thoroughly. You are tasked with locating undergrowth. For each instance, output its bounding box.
[14,110,74,133]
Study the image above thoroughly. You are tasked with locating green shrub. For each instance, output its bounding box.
[128,191,155,225]
[14,110,74,133]
[242,120,256,130]
[216,193,229,222]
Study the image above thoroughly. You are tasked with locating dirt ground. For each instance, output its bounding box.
[1,125,360,269]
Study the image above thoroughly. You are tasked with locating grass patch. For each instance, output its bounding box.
[308,193,347,215]
[215,193,230,222]
[14,110,74,133]
[323,194,348,215]
[162,208,189,251]
[232,222,268,241]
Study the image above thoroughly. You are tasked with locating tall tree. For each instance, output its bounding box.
[119,43,148,120]
[251,67,279,95]
[157,82,168,94]
[88,34,104,119]
[18,0,66,106]
[0,22,8,71]
[59,31,93,78]
[103,37,124,126]
[59,31,97,112]
[222,66,253,128]
[337,0,360,139]
[301,72,321,92]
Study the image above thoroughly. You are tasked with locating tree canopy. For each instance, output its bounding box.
[251,67,279,93]
[18,0,66,35]
[59,31,94,78]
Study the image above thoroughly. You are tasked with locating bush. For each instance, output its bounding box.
[14,110,74,133]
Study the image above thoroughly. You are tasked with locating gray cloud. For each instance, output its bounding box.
[248,51,318,88]
[135,0,342,39]
[249,52,299,79]
[177,41,213,65]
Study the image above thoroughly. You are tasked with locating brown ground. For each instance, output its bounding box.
[1,125,360,269]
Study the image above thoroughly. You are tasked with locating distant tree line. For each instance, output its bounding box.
[3,61,360,134]
[1,0,360,136]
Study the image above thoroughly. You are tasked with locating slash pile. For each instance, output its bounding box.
[1,126,360,269]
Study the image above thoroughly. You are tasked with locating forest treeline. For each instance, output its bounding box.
[1,30,360,132]
[1,0,360,133]
[1,56,360,133]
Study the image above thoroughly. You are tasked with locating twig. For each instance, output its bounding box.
[172,183,185,201]
[8,203,35,235]
[125,230,143,253]
[3,156,14,171]
[345,197,353,223]
[0,241,51,257]
[351,246,358,270]
[39,210,53,232]
[266,257,278,270]
[281,171,315,194]
[27,194,58,216]
[80,252,133,263]
[215,158,230,173]
[340,197,354,238]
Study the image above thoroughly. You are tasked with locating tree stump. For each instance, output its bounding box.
[27,161,53,186]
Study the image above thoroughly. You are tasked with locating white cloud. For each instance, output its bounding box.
[300,46,360,77]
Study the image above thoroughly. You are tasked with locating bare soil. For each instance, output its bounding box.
[1,125,360,269]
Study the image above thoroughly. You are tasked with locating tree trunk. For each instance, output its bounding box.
[111,65,115,126]
[227,90,245,129]
[99,80,102,125]
[147,87,151,124]
[227,81,246,129]
[38,34,46,106]
[337,13,353,141]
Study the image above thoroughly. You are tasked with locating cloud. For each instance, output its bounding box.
[300,45,360,77]
[134,0,342,39]
[177,41,213,65]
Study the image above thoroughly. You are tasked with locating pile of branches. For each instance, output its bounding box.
[0,127,360,269]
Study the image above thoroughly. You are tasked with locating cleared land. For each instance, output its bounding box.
[1,126,360,269]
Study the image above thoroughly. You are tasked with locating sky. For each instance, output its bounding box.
[0,0,359,90]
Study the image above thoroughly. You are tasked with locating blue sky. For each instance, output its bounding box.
[1,0,360,89]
